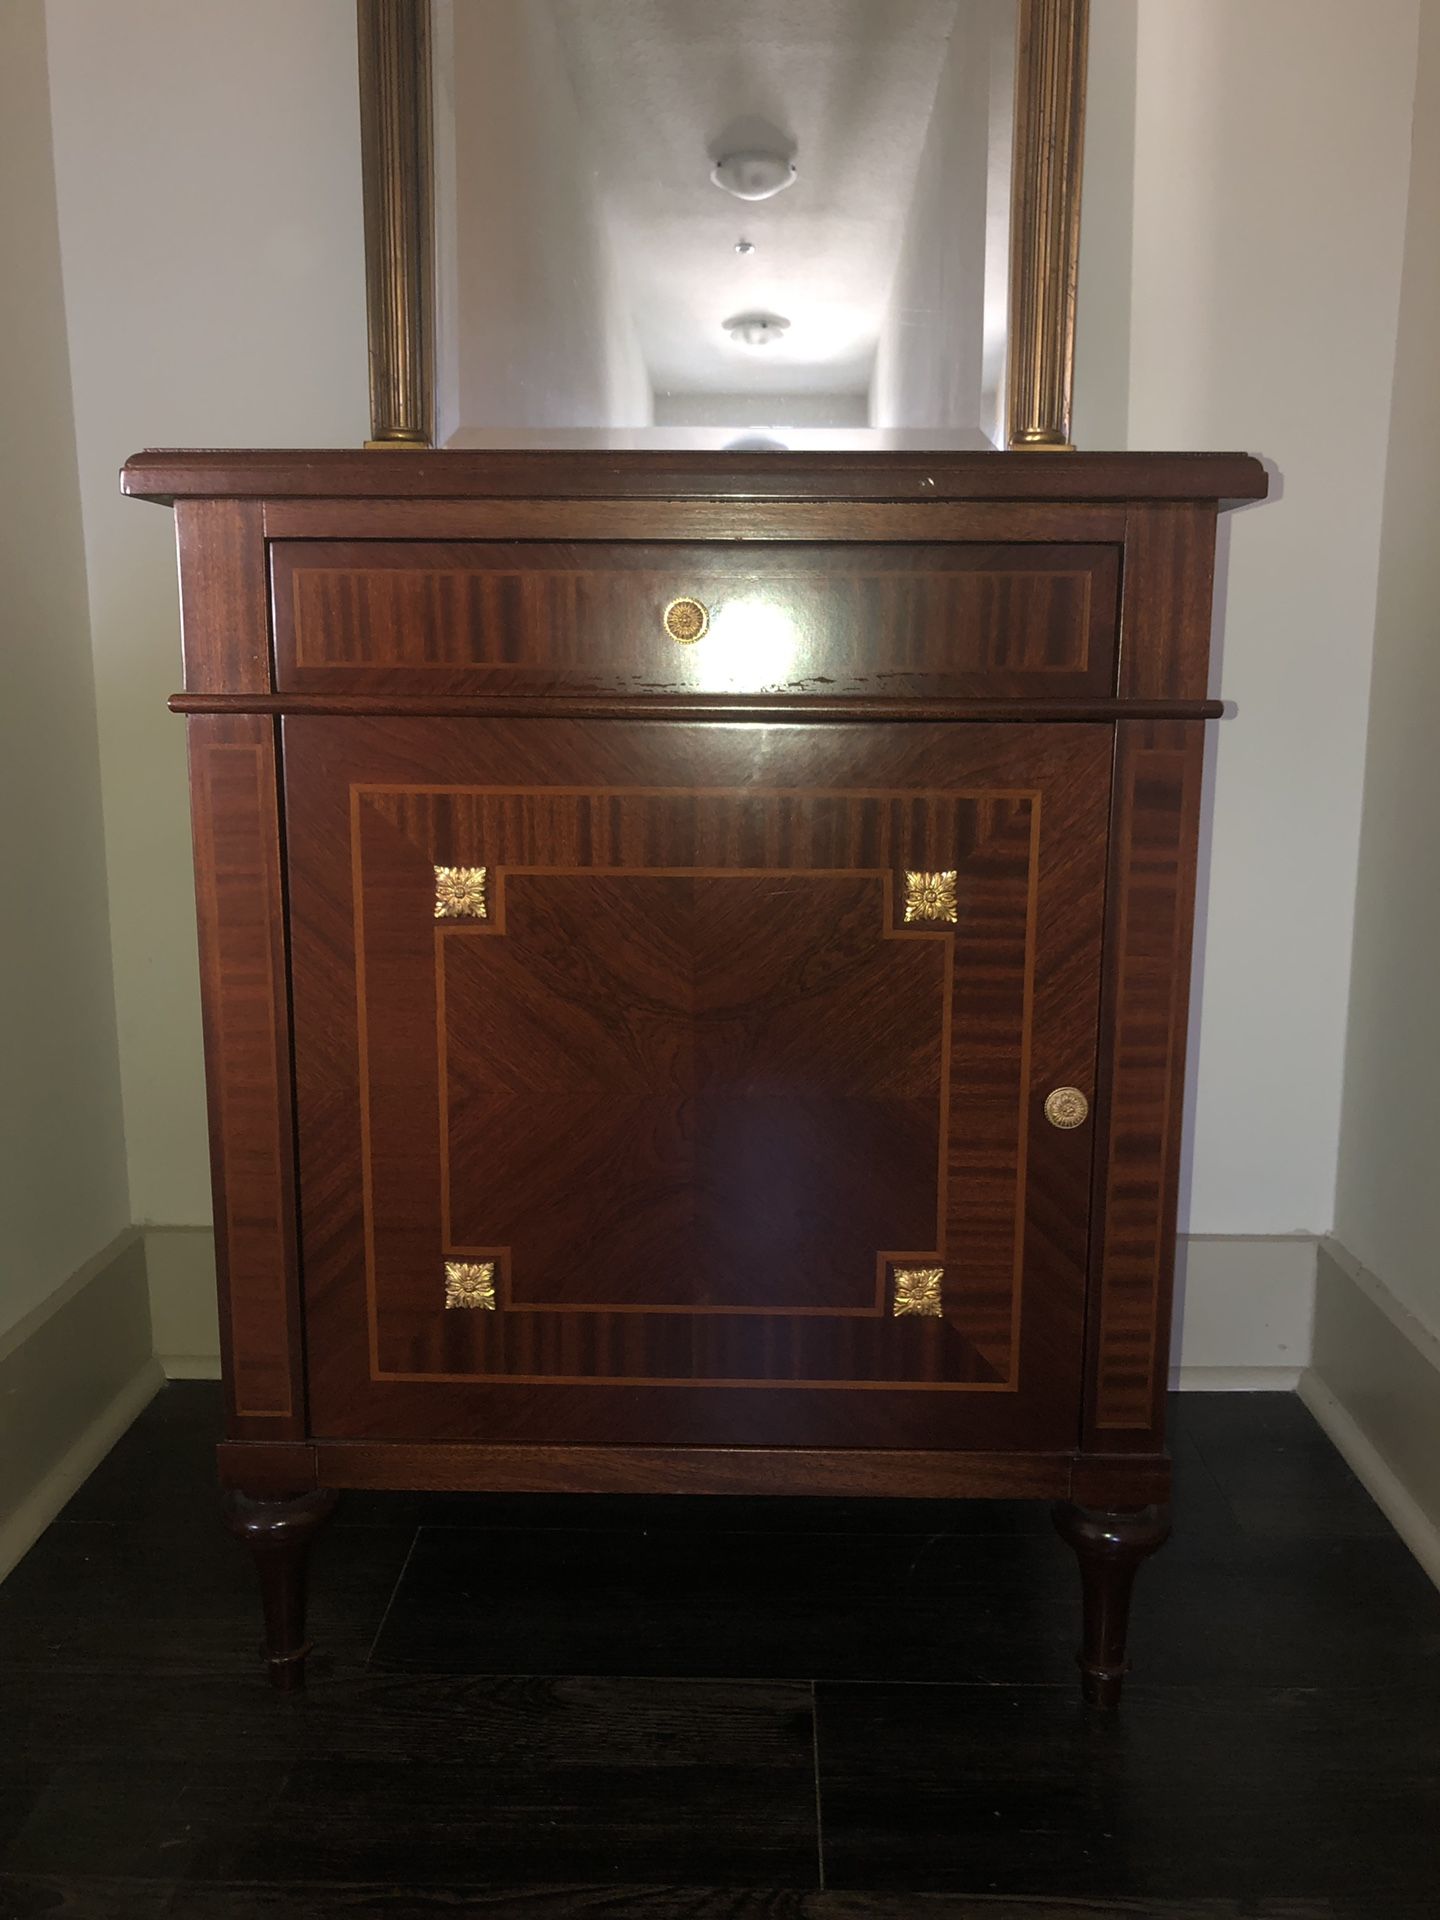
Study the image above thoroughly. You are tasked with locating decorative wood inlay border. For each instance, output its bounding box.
[260,498,1132,545]
[348,784,1042,1393]
[286,564,1095,671]
[1090,724,1204,1436]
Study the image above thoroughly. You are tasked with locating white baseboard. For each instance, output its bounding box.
[158,1353,224,1380]
[1299,1371,1440,1592]
[1177,1365,1304,1392]
[144,1224,221,1379]
[0,1230,163,1583]
[1300,1238,1440,1594]
[0,1357,164,1581]
[1168,1234,1317,1384]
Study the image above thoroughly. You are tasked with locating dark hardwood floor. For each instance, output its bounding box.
[2,1386,1438,1918]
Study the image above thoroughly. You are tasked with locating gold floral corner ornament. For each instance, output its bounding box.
[893,1267,945,1318]
[444,1260,496,1310]
[903,870,958,925]
[434,865,488,920]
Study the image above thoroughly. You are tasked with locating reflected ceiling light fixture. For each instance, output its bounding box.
[710,151,797,201]
[734,238,756,255]
[723,311,791,347]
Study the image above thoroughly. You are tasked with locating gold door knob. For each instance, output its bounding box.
[1044,1086,1090,1130]
[664,596,710,644]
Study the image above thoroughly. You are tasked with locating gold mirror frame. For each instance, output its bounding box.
[357,0,1088,451]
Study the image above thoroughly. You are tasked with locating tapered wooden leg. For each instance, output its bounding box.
[1052,1502,1171,1708]
[222,1487,338,1690]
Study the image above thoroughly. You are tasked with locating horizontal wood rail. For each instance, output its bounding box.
[217,1437,1172,1504]
[121,446,1270,509]
[172,692,1226,724]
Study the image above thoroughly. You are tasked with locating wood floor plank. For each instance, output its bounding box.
[202,1674,818,1889]
[0,1873,1422,1918]
[3,1384,1439,1912]
[1178,1392,1399,1541]
[814,1680,1440,1903]
[367,1521,1083,1684]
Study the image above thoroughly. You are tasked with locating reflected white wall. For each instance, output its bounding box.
[870,0,1013,441]
[656,392,869,428]
[440,0,652,438]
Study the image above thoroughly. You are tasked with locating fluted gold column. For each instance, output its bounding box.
[1007,0,1090,451]
[357,0,434,446]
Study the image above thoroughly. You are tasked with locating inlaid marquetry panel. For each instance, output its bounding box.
[271,541,1120,701]
[441,871,946,1319]
[286,720,1109,1450]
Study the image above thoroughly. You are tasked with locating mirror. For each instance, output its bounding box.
[359,0,1088,452]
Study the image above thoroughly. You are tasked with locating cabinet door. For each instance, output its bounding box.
[286,719,1110,1450]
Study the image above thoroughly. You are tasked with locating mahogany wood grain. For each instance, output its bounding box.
[175,499,271,692]
[440,873,947,1324]
[317,1445,1074,1499]
[1052,1502,1173,1708]
[122,446,1269,508]
[285,719,1109,1452]
[270,539,1120,702]
[1085,720,1207,1448]
[1069,1452,1172,1508]
[187,715,305,1437]
[216,1436,1170,1504]
[216,1441,320,1494]
[222,1486,338,1690]
[1118,505,1221,701]
[260,498,1129,544]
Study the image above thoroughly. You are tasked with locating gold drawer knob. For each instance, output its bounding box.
[664,596,710,644]
[1044,1086,1090,1130]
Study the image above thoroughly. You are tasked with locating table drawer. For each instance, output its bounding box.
[271,540,1120,701]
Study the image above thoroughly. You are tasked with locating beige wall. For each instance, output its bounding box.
[1333,0,1440,1339]
[0,2,129,1341]
[1123,0,1421,1237]
[43,0,370,1231]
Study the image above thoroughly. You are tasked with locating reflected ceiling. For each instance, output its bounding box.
[547,0,961,402]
